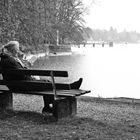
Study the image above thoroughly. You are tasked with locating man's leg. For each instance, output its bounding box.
[55,78,83,90]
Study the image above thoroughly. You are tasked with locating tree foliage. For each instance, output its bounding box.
[83,27,140,43]
[0,0,88,47]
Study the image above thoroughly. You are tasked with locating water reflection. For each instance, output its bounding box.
[34,44,140,99]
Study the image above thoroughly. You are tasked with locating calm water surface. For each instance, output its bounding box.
[34,43,140,99]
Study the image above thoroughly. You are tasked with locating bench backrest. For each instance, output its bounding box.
[0,69,69,98]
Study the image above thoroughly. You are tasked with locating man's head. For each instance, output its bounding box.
[3,41,23,57]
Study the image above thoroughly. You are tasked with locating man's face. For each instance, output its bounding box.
[18,51,24,59]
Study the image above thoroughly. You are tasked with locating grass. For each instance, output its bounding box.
[0,94,139,140]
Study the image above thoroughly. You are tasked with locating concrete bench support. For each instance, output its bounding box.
[53,97,77,119]
[0,91,13,111]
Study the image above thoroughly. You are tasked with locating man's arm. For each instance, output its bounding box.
[2,59,23,69]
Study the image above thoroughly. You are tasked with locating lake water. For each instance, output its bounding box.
[34,43,140,99]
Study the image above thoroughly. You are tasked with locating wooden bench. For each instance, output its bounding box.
[0,69,90,120]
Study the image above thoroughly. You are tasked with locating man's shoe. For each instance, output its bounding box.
[42,111,53,117]
[70,78,83,89]
[42,106,53,113]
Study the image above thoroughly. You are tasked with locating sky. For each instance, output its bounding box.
[83,0,140,32]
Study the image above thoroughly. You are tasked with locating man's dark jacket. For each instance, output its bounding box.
[0,53,32,81]
[0,53,34,91]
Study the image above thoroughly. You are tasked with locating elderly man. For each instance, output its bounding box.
[0,41,83,115]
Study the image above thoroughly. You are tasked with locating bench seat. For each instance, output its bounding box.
[0,89,90,97]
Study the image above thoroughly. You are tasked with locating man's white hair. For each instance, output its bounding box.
[3,41,20,51]
[6,41,19,49]
[2,41,21,54]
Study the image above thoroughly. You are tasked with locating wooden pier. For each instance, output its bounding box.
[83,41,113,47]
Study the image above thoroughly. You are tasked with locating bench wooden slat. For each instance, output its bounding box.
[34,89,91,97]
[0,69,68,77]
[54,89,91,96]
[0,89,90,97]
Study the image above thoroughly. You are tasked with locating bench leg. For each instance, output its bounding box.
[53,97,77,119]
[0,91,13,111]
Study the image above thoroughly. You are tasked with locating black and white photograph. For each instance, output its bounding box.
[0,0,139,139]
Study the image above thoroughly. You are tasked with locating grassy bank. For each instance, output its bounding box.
[0,95,139,140]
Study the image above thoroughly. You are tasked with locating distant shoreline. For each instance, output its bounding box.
[79,96,140,105]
